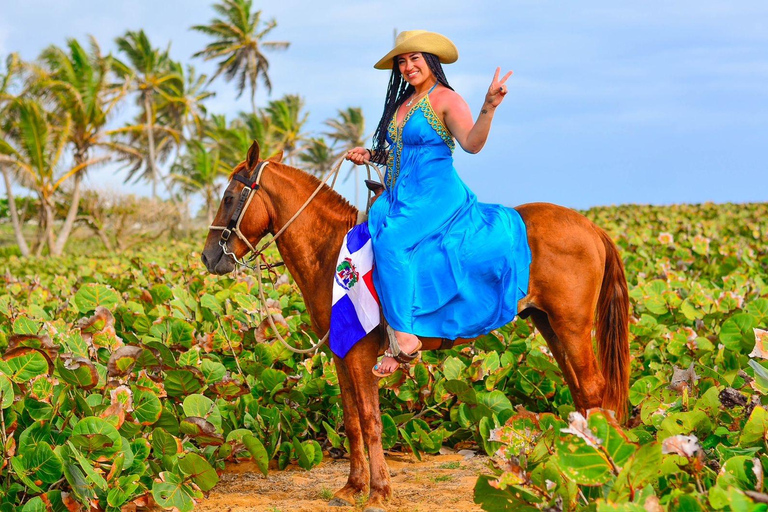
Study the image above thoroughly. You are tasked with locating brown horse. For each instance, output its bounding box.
[201,141,630,512]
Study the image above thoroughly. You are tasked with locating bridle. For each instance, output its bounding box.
[209,160,273,270]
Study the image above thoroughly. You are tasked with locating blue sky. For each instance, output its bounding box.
[1,0,766,210]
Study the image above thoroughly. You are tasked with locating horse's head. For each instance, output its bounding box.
[201,140,283,275]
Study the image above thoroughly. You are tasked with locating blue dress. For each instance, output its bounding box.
[367,89,532,339]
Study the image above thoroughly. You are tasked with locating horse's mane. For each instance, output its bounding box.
[229,160,358,223]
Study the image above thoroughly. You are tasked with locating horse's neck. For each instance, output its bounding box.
[264,165,358,332]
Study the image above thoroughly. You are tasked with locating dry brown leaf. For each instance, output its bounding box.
[661,434,700,458]
[560,411,601,448]
[749,328,768,359]
[668,363,698,393]
[100,402,126,430]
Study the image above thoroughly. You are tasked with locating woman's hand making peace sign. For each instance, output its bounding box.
[484,67,513,109]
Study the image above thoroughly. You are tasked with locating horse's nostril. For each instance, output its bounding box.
[201,253,209,268]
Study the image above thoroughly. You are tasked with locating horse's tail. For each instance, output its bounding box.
[595,228,630,422]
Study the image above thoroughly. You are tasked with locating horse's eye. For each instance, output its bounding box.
[224,195,234,207]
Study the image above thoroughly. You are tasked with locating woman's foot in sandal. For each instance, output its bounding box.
[372,331,422,377]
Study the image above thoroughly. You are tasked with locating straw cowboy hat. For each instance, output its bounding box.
[374,30,459,70]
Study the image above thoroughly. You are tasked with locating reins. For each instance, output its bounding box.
[210,156,383,355]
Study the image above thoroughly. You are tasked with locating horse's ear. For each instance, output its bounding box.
[267,150,284,163]
[246,140,260,171]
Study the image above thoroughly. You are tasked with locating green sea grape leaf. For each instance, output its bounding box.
[150,317,195,348]
[165,369,204,397]
[473,474,538,511]
[152,471,197,512]
[182,394,222,429]
[0,375,14,409]
[739,406,768,446]
[12,316,41,335]
[107,345,143,377]
[242,434,269,477]
[17,443,62,486]
[20,497,46,512]
[588,411,637,469]
[749,360,768,394]
[71,417,122,461]
[478,390,513,416]
[381,414,398,450]
[554,435,614,486]
[151,428,180,458]
[66,442,107,491]
[747,299,768,325]
[200,359,226,384]
[179,417,224,446]
[179,452,219,491]
[719,313,756,351]
[609,443,663,501]
[260,368,287,392]
[132,389,162,426]
[2,347,51,383]
[443,356,465,380]
[293,436,312,470]
[445,379,477,404]
[74,284,120,313]
[56,357,99,389]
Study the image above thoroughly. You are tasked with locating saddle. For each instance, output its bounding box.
[364,180,385,210]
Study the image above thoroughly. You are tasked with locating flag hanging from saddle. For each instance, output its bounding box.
[330,223,380,358]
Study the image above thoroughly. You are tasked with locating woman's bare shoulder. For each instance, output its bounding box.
[431,86,465,109]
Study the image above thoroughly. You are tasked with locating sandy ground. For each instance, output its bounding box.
[195,452,489,512]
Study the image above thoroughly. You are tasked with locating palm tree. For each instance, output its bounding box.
[324,107,367,206]
[37,36,129,254]
[114,30,180,197]
[0,53,31,256]
[264,94,308,164]
[160,62,214,143]
[192,0,289,112]
[157,62,214,203]
[0,98,105,256]
[298,137,334,177]
[204,112,277,171]
[325,107,366,157]
[170,140,227,225]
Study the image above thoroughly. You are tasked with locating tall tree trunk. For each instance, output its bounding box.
[52,155,84,256]
[38,196,55,256]
[144,92,158,199]
[82,215,113,251]
[1,165,30,256]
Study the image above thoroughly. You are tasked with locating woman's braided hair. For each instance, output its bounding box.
[370,52,453,165]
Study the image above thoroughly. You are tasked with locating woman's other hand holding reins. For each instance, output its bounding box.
[346,147,371,165]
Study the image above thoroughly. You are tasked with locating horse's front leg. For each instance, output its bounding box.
[331,355,370,506]
[344,335,392,511]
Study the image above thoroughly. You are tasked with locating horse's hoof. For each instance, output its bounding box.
[329,497,354,507]
[363,507,386,512]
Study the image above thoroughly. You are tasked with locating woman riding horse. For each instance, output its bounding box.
[346,30,531,378]
[201,29,630,512]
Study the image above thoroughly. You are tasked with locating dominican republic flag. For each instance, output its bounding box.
[330,223,380,358]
